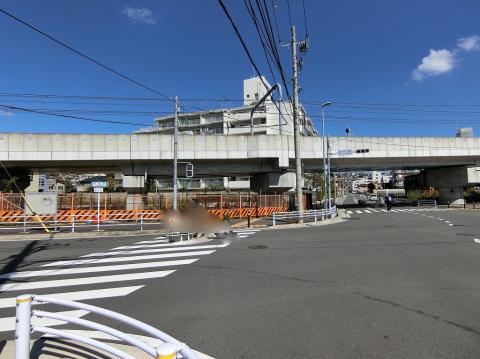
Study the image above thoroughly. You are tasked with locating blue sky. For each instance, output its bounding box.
[0,0,479,136]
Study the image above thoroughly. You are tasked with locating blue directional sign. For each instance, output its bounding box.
[338,149,353,156]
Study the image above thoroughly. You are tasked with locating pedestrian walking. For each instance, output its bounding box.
[385,195,392,211]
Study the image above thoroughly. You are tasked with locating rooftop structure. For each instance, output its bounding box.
[135,77,318,136]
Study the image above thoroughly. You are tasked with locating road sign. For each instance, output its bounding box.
[186,163,194,178]
[93,187,104,193]
[91,181,107,188]
[338,149,353,156]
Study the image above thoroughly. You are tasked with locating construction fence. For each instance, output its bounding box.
[0,192,290,222]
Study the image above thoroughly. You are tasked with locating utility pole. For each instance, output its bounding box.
[173,96,179,210]
[291,25,303,219]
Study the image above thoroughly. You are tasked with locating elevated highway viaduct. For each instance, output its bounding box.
[1,133,479,203]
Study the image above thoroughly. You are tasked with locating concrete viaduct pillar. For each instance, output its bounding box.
[422,166,480,205]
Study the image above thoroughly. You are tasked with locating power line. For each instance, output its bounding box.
[0,104,151,126]
[286,0,293,28]
[0,7,171,100]
[301,0,309,39]
[271,0,282,43]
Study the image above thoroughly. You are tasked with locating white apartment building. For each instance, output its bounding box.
[136,77,318,192]
[135,77,317,137]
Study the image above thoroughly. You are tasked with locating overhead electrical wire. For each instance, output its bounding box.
[0,7,172,100]
[0,104,151,126]
[301,0,308,39]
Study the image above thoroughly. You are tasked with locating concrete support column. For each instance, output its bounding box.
[250,172,301,193]
[122,175,145,193]
[422,166,469,205]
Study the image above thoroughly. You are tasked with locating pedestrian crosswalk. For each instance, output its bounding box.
[346,208,448,215]
[231,228,262,238]
[0,230,260,333]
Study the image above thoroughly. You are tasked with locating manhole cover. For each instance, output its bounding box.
[248,245,268,250]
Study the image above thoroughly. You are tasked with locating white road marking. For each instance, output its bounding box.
[83,243,228,257]
[449,224,453,227]
[0,286,144,309]
[135,239,169,244]
[234,232,258,235]
[474,238,480,244]
[113,241,208,250]
[381,209,387,212]
[0,310,89,332]
[42,250,216,267]
[356,210,362,214]
[0,259,197,279]
[347,210,353,214]
[153,236,167,239]
[232,229,260,233]
[0,270,175,292]
[445,221,451,223]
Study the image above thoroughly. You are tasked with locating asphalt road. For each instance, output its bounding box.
[1,208,479,358]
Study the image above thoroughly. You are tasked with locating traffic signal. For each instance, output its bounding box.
[356,149,370,153]
[186,163,194,178]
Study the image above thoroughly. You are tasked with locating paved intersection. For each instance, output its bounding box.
[0,229,260,335]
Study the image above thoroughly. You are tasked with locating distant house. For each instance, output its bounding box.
[76,176,107,192]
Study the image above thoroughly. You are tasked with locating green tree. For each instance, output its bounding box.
[0,176,20,192]
[305,172,324,201]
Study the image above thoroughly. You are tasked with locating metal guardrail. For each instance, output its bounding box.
[272,207,337,226]
[417,199,437,207]
[15,294,199,359]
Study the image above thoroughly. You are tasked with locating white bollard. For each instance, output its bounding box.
[156,343,178,359]
[15,294,32,359]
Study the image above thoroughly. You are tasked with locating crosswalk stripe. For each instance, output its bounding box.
[0,286,144,309]
[381,209,388,212]
[0,270,175,292]
[153,236,167,239]
[0,310,89,332]
[113,241,207,250]
[234,232,258,235]
[232,229,260,233]
[42,250,216,267]
[135,239,169,244]
[83,243,228,258]
[356,210,362,213]
[370,209,379,212]
[0,259,197,279]
[347,210,353,214]
[364,210,372,213]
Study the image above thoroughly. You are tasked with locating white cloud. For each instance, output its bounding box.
[412,49,456,81]
[0,110,13,117]
[122,7,157,25]
[457,35,480,51]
